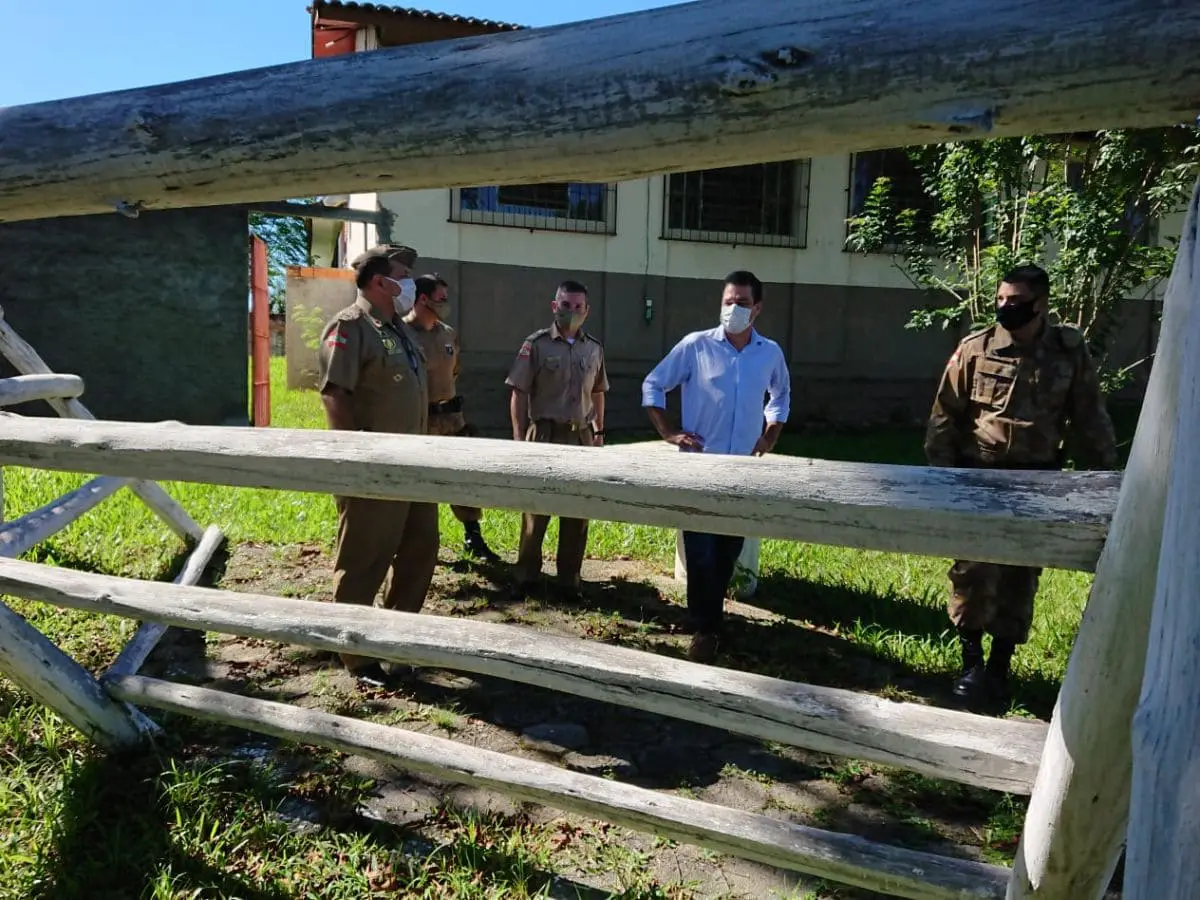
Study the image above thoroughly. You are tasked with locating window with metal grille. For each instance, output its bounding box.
[449,183,617,234]
[662,161,810,247]
[848,149,936,248]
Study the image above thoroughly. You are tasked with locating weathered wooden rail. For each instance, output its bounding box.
[0,414,1119,571]
[0,0,1197,895]
[1,0,1198,223]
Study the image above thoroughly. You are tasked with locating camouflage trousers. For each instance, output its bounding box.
[947,560,1042,644]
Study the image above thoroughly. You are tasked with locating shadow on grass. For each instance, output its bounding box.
[31,749,288,900]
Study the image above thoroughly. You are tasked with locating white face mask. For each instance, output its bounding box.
[720,302,753,335]
[386,277,417,315]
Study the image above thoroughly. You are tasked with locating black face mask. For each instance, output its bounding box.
[996,301,1040,332]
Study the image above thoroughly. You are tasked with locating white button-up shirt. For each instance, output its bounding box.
[642,326,791,456]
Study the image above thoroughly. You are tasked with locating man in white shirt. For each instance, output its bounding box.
[641,270,791,664]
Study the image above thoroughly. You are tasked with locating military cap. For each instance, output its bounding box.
[349,243,418,270]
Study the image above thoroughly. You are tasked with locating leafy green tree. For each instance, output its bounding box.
[846,128,1199,389]
[249,199,318,315]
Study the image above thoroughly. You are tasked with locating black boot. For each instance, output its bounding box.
[984,638,1016,703]
[952,628,987,702]
[462,522,501,563]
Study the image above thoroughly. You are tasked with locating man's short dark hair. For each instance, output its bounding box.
[415,273,448,300]
[354,255,394,290]
[557,279,589,297]
[1001,264,1050,299]
[724,270,763,303]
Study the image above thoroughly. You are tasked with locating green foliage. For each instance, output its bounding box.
[846,127,1200,384]
[248,198,319,315]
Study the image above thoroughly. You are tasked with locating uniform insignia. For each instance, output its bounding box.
[325,330,347,348]
[518,340,533,359]
[381,336,396,352]
[444,343,455,356]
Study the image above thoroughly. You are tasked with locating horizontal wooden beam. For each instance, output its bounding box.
[107,674,1012,899]
[2,0,1198,223]
[0,309,204,543]
[0,475,131,558]
[103,524,226,679]
[0,556,1048,793]
[0,374,85,407]
[0,414,1117,571]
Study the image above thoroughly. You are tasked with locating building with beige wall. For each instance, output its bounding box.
[300,2,1165,433]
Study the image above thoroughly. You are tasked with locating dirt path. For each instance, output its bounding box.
[145,542,1024,899]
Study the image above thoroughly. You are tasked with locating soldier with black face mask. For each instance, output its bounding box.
[924,264,1117,709]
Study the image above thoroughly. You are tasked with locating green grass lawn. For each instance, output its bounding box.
[0,357,1120,899]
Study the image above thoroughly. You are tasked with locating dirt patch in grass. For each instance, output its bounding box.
[141,540,1034,899]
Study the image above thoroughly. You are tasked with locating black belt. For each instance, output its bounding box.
[429,395,463,416]
[535,418,591,432]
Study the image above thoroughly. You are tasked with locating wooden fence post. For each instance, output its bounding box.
[1122,187,1200,898]
[1008,181,1200,899]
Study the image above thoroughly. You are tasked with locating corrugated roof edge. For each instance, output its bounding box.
[312,1,526,31]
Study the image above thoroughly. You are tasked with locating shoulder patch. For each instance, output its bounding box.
[517,340,534,359]
[324,327,348,349]
[1057,325,1084,349]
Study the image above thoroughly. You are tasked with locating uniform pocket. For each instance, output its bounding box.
[971,359,1018,408]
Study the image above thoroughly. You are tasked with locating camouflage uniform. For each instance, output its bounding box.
[925,321,1117,644]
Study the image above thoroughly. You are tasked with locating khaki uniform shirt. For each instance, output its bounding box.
[505,324,609,424]
[924,322,1117,470]
[404,314,465,436]
[317,295,429,435]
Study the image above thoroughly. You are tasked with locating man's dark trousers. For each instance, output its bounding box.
[682,531,745,633]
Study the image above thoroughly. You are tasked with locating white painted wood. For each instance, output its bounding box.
[0,476,131,558]
[1122,191,1200,900]
[108,674,1011,900]
[0,309,203,542]
[1008,182,1200,899]
[0,597,143,748]
[674,531,761,600]
[104,524,225,679]
[2,0,1198,223]
[0,373,85,407]
[0,416,1118,572]
[0,556,1048,794]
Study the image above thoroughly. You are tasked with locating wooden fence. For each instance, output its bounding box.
[0,0,1198,896]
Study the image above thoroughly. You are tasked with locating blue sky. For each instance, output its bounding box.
[3,0,689,107]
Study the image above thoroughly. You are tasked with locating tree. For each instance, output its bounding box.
[249,199,318,316]
[846,127,1200,389]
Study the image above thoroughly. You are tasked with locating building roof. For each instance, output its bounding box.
[310,1,525,33]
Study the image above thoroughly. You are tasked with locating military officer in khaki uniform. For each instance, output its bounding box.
[925,264,1117,707]
[403,273,502,563]
[506,279,608,598]
[317,243,439,687]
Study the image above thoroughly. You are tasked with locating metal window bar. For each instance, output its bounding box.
[449,183,618,234]
[662,161,810,248]
[845,149,936,250]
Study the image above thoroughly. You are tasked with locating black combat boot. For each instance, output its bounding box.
[462,521,501,563]
[952,628,987,703]
[984,638,1017,704]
